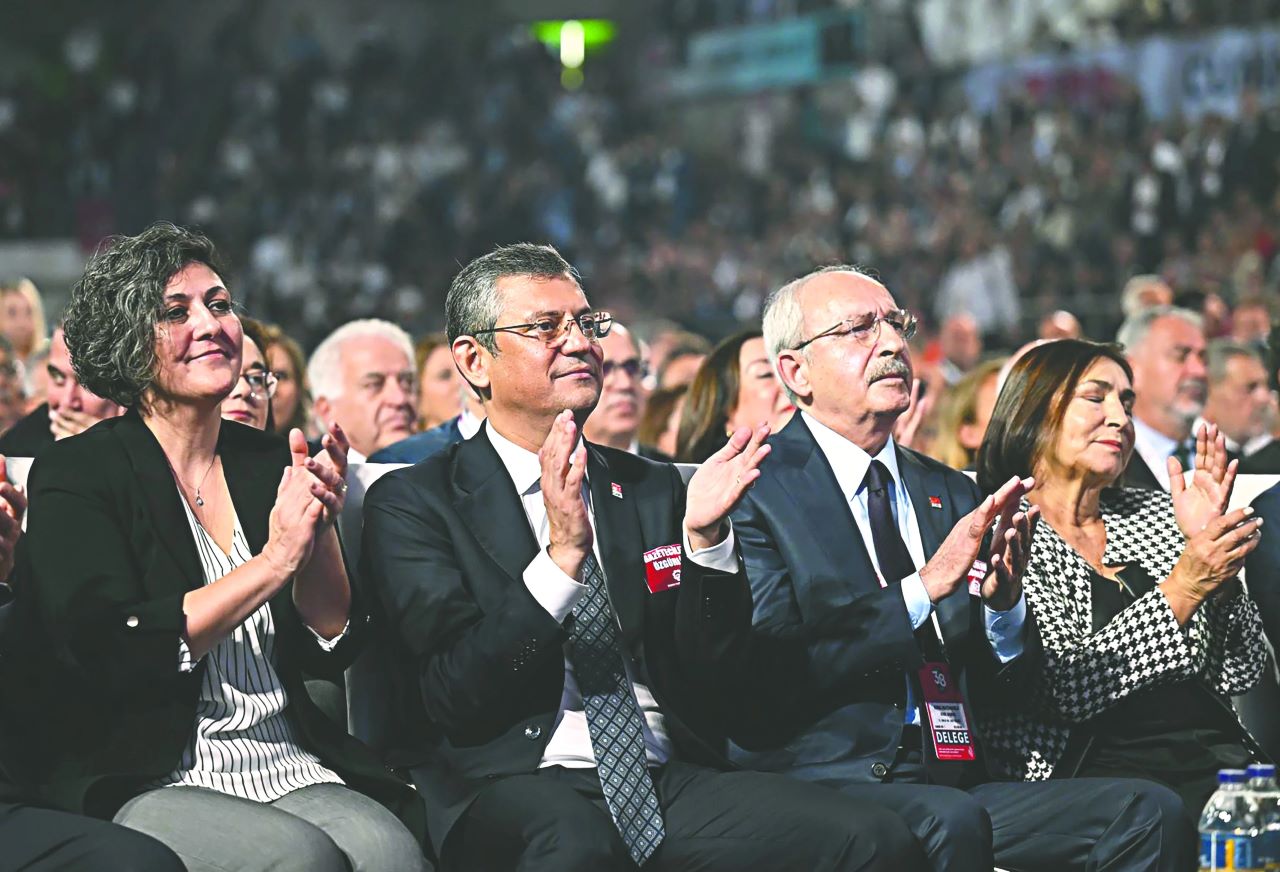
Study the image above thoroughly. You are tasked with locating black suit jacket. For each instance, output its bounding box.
[728,415,1038,785]
[0,403,53,459]
[359,424,750,856]
[1243,441,1280,474]
[2,411,422,837]
[1247,482,1280,654]
[1122,451,1163,491]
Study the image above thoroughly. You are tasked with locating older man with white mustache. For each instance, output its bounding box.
[1116,306,1209,491]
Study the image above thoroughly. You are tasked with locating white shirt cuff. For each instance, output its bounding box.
[307,620,350,651]
[524,547,588,623]
[900,572,933,630]
[682,524,738,574]
[984,593,1027,664]
[177,637,198,673]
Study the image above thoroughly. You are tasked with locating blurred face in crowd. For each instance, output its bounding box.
[959,370,1001,453]
[726,336,793,435]
[149,263,243,408]
[1127,315,1207,439]
[660,351,705,390]
[314,336,416,458]
[1205,353,1273,446]
[1232,303,1271,345]
[1038,311,1082,341]
[777,272,913,450]
[418,344,462,430]
[0,289,35,356]
[221,335,272,431]
[459,274,603,445]
[47,328,122,439]
[940,314,981,372]
[266,343,301,432]
[1040,356,1134,487]
[658,394,685,458]
[584,324,645,450]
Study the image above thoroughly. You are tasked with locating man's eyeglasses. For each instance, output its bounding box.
[794,311,918,351]
[238,369,278,401]
[474,311,613,346]
[602,358,648,380]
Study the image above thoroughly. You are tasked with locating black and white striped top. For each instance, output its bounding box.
[157,490,344,801]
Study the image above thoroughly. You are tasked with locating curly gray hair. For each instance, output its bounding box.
[63,221,225,409]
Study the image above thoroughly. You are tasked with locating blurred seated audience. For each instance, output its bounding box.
[936,313,982,385]
[22,341,49,413]
[368,387,483,464]
[1231,296,1272,347]
[221,316,276,432]
[655,331,712,389]
[1038,311,1083,341]
[638,384,686,460]
[0,326,123,458]
[414,332,461,432]
[11,223,427,871]
[260,322,312,438]
[676,329,793,462]
[0,279,49,367]
[926,357,1006,471]
[1120,275,1175,319]
[308,319,417,461]
[1117,307,1208,490]
[584,320,670,460]
[977,339,1268,815]
[1244,324,1280,473]
[1201,339,1275,463]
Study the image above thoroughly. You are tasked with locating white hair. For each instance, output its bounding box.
[307,318,415,405]
[762,264,882,405]
[1115,306,1203,355]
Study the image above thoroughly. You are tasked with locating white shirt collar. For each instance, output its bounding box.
[457,406,483,440]
[486,422,586,496]
[1132,416,1178,459]
[801,411,902,503]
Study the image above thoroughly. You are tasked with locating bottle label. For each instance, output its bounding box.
[1201,832,1260,870]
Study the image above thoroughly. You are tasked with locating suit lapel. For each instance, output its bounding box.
[586,445,644,649]
[111,410,204,593]
[452,425,540,584]
[897,446,969,647]
[769,417,879,612]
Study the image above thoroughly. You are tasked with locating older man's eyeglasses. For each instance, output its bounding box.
[474,311,613,346]
[794,310,918,351]
[238,370,278,401]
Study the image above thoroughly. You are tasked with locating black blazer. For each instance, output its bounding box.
[1122,451,1163,491]
[3,411,422,837]
[728,415,1038,785]
[359,424,750,856]
[0,403,53,459]
[1247,482,1280,655]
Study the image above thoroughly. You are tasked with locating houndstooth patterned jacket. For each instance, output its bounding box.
[979,486,1267,781]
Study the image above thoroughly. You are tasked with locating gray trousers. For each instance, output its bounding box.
[113,783,428,872]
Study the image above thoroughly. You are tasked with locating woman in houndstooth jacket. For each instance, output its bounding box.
[974,339,1268,816]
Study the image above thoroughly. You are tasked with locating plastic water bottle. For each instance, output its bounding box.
[1247,763,1280,870]
[1201,769,1261,871]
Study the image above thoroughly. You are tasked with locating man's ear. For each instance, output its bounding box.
[312,395,332,430]
[775,350,812,407]
[453,337,492,399]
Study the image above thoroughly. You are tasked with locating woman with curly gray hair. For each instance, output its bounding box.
[15,223,427,871]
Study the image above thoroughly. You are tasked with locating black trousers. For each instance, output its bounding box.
[0,801,184,872]
[444,760,929,872]
[830,753,1197,872]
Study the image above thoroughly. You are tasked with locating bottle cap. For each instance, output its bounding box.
[1219,769,1248,784]
[1247,763,1277,778]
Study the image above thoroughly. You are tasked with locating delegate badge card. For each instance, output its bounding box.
[917,661,977,762]
[643,544,682,593]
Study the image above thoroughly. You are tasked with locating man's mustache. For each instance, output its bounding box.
[866,357,911,384]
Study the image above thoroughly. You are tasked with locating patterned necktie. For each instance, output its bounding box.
[569,551,665,866]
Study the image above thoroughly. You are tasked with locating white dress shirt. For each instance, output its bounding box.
[486,424,737,769]
[457,407,483,440]
[802,413,1026,725]
[1132,417,1192,492]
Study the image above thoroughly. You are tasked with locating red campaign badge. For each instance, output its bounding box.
[928,495,942,509]
[916,661,977,762]
[643,544,682,594]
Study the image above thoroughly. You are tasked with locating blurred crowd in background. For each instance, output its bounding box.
[2,0,1280,464]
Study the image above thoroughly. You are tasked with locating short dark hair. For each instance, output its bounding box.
[977,339,1132,494]
[64,222,225,408]
[676,329,761,463]
[445,243,579,354]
